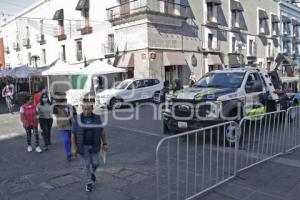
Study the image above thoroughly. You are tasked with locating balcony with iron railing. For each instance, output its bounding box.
[22,38,31,49]
[53,27,67,41]
[36,34,46,45]
[76,20,93,35]
[13,43,20,51]
[106,0,190,24]
[203,40,221,53]
[4,46,10,54]
[102,42,116,58]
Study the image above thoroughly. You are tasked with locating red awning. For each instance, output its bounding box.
[207,54,222,65]
[117,53,134,68]
[163,51,187,66]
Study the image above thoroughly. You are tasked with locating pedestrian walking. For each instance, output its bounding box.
[36,93,53,150]
[71,99,108,192]
[33,85,45,107]
[20,95,42,153]
[53,94,76,161]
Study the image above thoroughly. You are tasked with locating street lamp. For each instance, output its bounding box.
[31,55,40,68]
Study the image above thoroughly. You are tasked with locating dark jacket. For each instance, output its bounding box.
[72,113,103,155]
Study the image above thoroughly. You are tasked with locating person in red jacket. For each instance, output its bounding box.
[20,95,42,153]
[33,85,45,107]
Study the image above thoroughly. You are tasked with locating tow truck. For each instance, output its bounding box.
[163,54,300,145]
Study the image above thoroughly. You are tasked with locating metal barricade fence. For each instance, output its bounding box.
[156,121,240,200]
[237,110,286,173]
[285,106,300,152]
[156,107,300,200]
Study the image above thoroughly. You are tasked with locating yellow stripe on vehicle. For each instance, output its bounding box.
[245,106,266,116]
[194,88,219,101]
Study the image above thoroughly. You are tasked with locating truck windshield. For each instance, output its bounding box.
[114,80,132,89]
[194,72,245,88]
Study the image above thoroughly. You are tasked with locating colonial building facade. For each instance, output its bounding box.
[0,0,116,69]
[279,0,300,71]
[106,0,287,85]
[1,0,300,85]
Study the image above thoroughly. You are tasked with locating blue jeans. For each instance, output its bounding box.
[59,130,71,157]
[80,146,100,185]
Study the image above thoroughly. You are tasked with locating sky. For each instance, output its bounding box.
[0,0,39,17]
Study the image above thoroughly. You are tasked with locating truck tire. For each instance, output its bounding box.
[220,122,241,147]
[219,107,243,147]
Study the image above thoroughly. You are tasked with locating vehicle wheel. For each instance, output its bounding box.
[109,98,122,109]
[220,122,241,147]
[6,100,13,113]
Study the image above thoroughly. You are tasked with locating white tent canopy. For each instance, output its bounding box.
[42,60,83,76]
[82,60,126,75]
[30,59,59,76]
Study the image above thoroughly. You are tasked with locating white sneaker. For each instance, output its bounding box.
[27,146,32,152]
[35,146,42,153]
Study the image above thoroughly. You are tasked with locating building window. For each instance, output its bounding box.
[61,45,66,61]
[293,25,298,37]
[258,10,269,35]
[268,42,272,57]
[40,20,44,35]
[272,22,278,36]
[28,53,32,65]
[108,34,114,52]
[259,19,265,33]
[42,49,46,64]
[208,33,213,49]
[206,1,221,24]
[232,37,236,53]
[283,22,289,35]
[283,41,289,53]
[120,0,130,16]
[232,12,239,28]
[207,4,214,22]
[249,39,254,56]
[76,0,92,35]
[76,40,83,61]
[165,0,176,15]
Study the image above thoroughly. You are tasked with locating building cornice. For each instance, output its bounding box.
[279,1,300,13]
